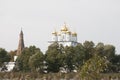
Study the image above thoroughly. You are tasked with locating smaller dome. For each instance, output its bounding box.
[72,32,77,36]
[52,31,57,36]
[66,31,71,34]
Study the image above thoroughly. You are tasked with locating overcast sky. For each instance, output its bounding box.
[0,0,120,54]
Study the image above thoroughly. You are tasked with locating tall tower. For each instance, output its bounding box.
[16,29,25,56]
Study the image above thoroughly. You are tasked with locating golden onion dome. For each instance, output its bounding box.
[72,32,77,36]
[61,23,68,31]
[52,31,57,36]
[66,31,71,34]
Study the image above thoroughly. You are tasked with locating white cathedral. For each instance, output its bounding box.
[49,23,78,47]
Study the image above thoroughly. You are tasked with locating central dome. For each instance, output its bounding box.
[61,23,68,31]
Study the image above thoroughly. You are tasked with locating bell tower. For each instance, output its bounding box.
[16,29,25,56]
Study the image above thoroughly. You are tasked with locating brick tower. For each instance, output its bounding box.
[16,29,25,56]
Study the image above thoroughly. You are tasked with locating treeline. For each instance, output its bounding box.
[0,41,120,74]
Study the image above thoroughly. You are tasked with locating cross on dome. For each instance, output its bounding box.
[61,22,68,31]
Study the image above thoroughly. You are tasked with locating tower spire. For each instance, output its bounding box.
[16,29,25,56]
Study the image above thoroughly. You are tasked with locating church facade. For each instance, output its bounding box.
[49,23,78,47]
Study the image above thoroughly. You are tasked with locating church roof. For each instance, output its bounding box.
[52,23,77,36]
[20,30,23,35]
